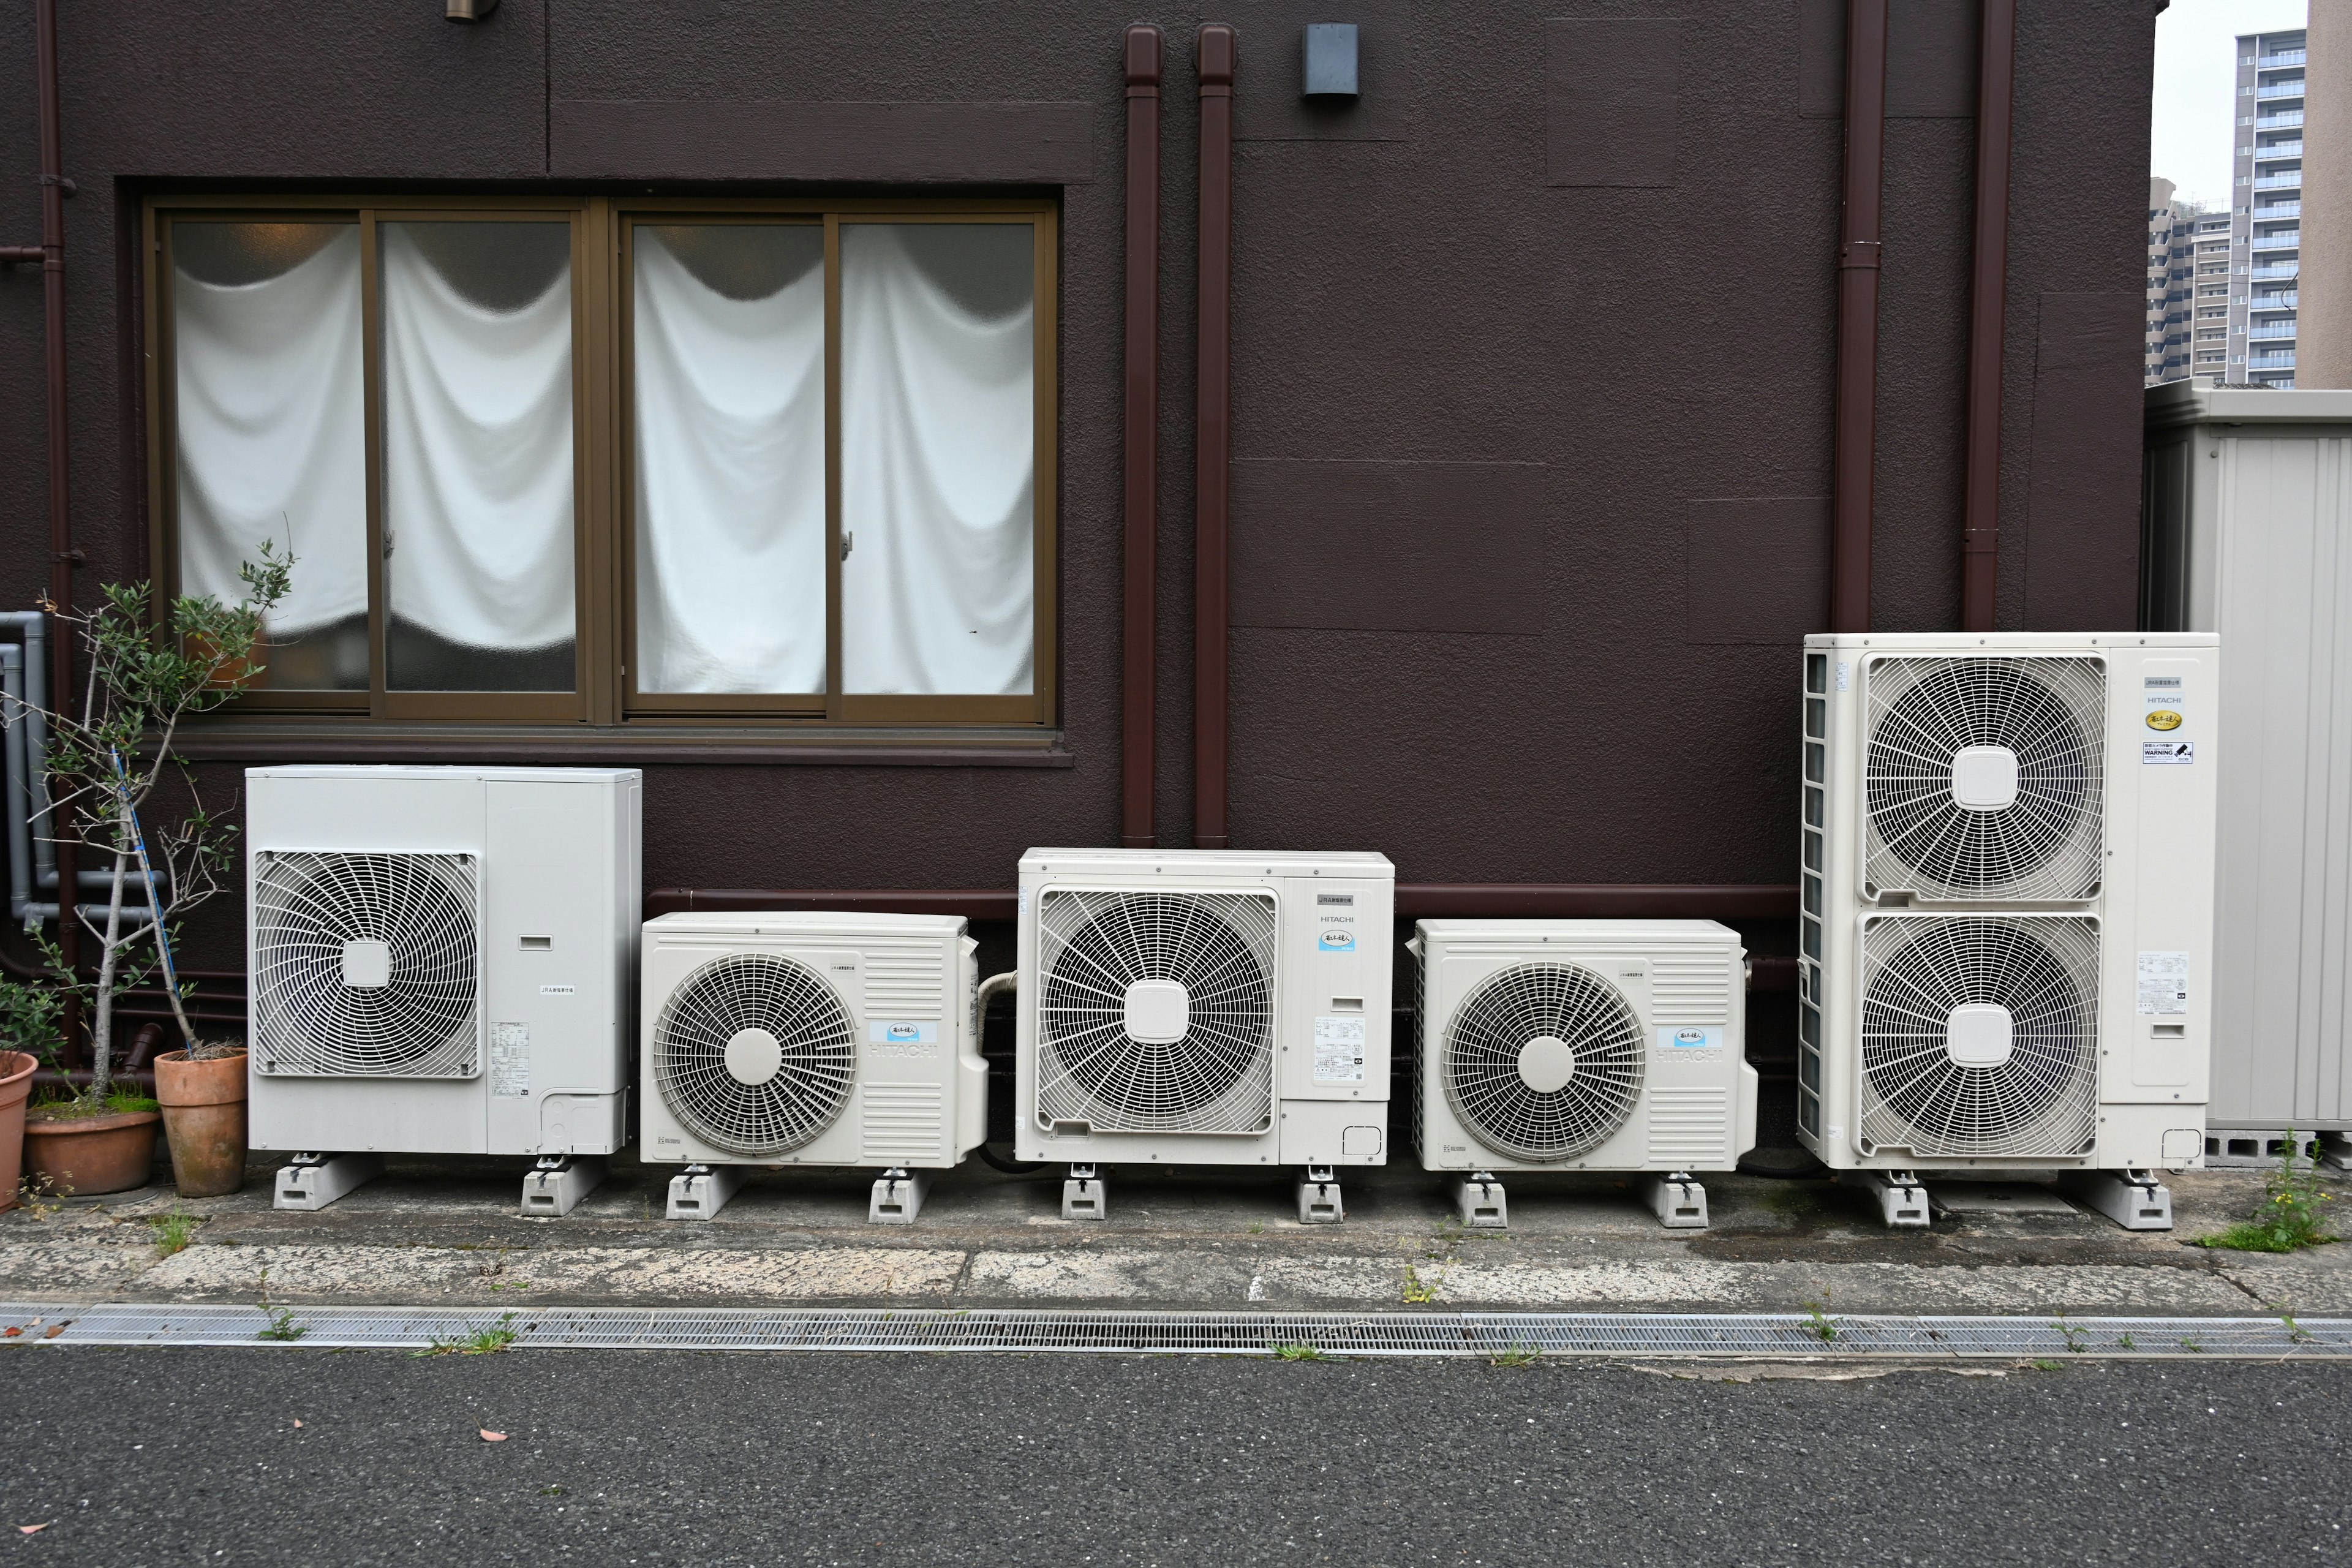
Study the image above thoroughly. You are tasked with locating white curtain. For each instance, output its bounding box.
[172,226,366,640]
[380,222,576,663]
[632,228,826,693]
[840,225,1035,696]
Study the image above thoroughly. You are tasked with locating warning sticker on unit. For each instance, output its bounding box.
[491,1022,530,1097]
[1313,1016,1368,1083]
[2136,951,2189,1017]
[2142,741,2195,765]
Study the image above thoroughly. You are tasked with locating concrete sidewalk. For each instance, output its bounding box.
[4,1155,2346,1317]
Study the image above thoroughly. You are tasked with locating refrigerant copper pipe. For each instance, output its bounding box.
[1959,0,2018,633]
[1192,23,1235,850]
[1829,0,1889,635]
[1123,24,1164,849]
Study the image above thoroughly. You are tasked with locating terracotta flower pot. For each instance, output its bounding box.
[23,1106,162,1197]
[154,1047,249,1198]
[0,1050,36,1212]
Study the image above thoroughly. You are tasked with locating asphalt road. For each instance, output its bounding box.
[1,1350,2345,1567]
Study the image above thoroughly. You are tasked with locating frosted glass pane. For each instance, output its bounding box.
[171,222,366,691]
[840,223,1035,696]
[633,224,826,694]
[381,221,577,693]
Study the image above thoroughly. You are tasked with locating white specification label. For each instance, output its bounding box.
[2142,741,2195,765]
[2136,951,2189,1017]
[491,1022,530,1097]
[1313,1015,1368,1084]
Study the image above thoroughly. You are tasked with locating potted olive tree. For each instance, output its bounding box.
[10,549,289,1196]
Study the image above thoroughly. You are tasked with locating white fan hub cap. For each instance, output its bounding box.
[1944,1003,2015,1069]
[1949,744,2021,812]
[723,1027,785,1086]
[1123,978,1191,1044]
[339,939,391,989]
[1516,1035,1578,1093]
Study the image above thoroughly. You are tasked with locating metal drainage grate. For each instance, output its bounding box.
[3,1303,2346,1359]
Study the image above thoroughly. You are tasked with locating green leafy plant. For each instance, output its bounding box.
[148,1205,201,1258]
[1401,1264,1438,1305]
[418,1312,521,1357]
[2054,1314,2088,1354]
[0,974,66,1068]
[1268,1343,1326,1362]
[2029,1359,2065,1372]
[255,1268,306,1342]
[1487,1344,1542,1368]
[2197,1131,2338,1253]
[6,548,291,1103]
[2280,1313,2314,1346]
[1801,1302,1838,1343]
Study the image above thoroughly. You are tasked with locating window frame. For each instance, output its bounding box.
[142,192,1059,733]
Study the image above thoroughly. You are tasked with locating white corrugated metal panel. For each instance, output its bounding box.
[2144,386,2352,1129]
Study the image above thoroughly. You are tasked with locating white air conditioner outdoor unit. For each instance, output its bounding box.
[1796,634,2218,1231]
[1410,919,1757,1230]
[1014,848,1394,1223]
[246,766,641,1216]
[637,911,983,1223]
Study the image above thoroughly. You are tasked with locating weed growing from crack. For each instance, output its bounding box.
[255,1268,306,1342]
[1487,1344,1542,1368]
[1401,1264,1439,1305]
[2054,1314,2089,1354]
[1801,1302,1838,1343]
[148,1206,201,1259]
[2197,1131,2338,1253]
[1268,1343,1325,1362]
[417,1312,522,1357]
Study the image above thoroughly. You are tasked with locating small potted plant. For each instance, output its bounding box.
[0,975,63,1209]
[10,549,288,1197]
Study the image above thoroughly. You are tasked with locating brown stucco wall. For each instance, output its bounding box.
[0,1,2162,983]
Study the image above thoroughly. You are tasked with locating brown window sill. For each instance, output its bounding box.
[165,722,1072,768]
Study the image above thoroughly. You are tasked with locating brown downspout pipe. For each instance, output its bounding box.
[1122,25,1163,848]
[1959,0,2017,633]
[1829,0,1889,633]
[1192,23,1235,850]
[3,0,83,1066]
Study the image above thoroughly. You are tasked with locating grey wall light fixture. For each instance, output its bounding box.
[1302,23,1359,98]
[446,0,499,20]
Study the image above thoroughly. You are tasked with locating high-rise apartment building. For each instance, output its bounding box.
[2230,26,2307,387]
[2146,177,2230,384]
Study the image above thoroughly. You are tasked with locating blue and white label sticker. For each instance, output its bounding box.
[1317,929,1356,953]
[2143,741,2195,765]
[1656,1026,1722,1052]
[868,1021,940,1045]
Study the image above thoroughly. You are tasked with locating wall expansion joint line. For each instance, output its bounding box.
[6,1304,2345,1359]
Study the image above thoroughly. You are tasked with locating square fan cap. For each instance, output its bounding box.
[1949,745,2020,812]
[1123,978,1190,1044]
[1944,1001,2015,1068]
[340,939,391,989]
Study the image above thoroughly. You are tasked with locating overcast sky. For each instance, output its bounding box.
[2152,0,2310,209]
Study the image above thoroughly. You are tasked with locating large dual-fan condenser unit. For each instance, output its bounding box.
[1795,634,2218,1228]
[638,911,985,1222]
[1014,848,1395,1221]
[1411,919,1756,1228]
[246,766,641,1216]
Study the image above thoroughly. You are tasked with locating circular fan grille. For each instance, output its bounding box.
[653,952,856,1158]
[1864,657,2105,901]
[251,851,480,1078]
[1859,917,2099,1158]
[1036,890,1276,1135]
[1444,963,1645,1163]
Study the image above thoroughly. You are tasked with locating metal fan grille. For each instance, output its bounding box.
[1858,916,2099,1158]
[654,952,856,1158]
[1444,963,1645,1163]
[1863,656,2105,902]
[251,850,480,1079]
[1036,889,1276,1136]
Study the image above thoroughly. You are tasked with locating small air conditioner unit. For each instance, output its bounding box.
[1014,848,1394,1222]
[1796,634,2218,1230]
[638,911,983,1223]
[246,766,641,1216]
[1411,919,1757,1229]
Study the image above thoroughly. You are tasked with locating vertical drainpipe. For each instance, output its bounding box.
[34,0,81,1063]
[1122,25,1164,848]
[1830,0,1889,634]
[1959,0,2018,634]
[1192,23,1236,850]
